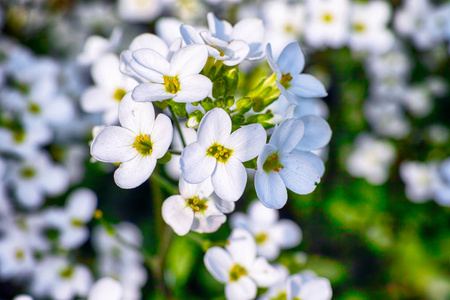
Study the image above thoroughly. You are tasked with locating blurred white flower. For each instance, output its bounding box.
[231,200,302,260]
[346,133,396,185]
[400,161,441,203]
[88,277,123,300]
[118,0,163,23]
[78,27,122,66]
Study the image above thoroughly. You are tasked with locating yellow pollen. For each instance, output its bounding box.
[279,73,293,89]
[163,75,180,94]
[322,13,334,23]
[113,88,127,101]
[229,264,247,281]
[132,134,153,156]
[353,22,366,33]
[207,143,233,163]
[186,196,208,212]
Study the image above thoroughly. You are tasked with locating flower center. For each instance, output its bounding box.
[15,249,24,261]
[113,88,127,102]
[28,103,41,114]
[255,232,268,244]
[132,134,153,156]
[20,166,36,179]
[206,143,233,163]
[186,196,208,213]
[262,153,284,173]
[163,75,180,94]
[270,291,288,300]
[71,218,84,227]
[321,13,334,23]
[229,264,247,282]
[59,267,74,279]
[279,73,293,89]
[353,22,366,33]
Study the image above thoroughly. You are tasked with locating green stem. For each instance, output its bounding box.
[150,172,178,195]
[169,150,182,156]
[169,105,187,148]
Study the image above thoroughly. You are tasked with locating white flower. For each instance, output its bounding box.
[7,151,70,209]
[162,177,234,236]
[81,52,137,125]
[348,1,394,54]
[91,92,173,189]
[346,133,396,185]
[266,42,327,105]
[118,0,163,23]
[181,108,266,202]
[255,118,321,209]
[261,271,332,300]
[0,227,35,279]
[402,86,433,118]
[364,101,411,139]
[304,0,350,49]
[204,229,279,300]
[13,295,33,300]
[231,200,302,260]
[44,188,97,249]
[88,277,123,300]
[30,256,92,300]
[77,27,122,66]
[400,161,441,203]
[129,44,212,103]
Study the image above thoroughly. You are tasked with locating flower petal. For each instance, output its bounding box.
[232,18,264,59]
[132,83,173,102]
[132,48,170,76]
[295,115,332,151]
[225,124,266,162]
[248,257,279,287]
[278,154,320,195]
[223,40,250,66]
[289,74,328,98]
[114,155,157,189]
[265,43,281,79]
[180,143,216,184]
[66,188,97,222]
[247,200,279,226]
[91,127,136,163]
[204,247,234,283]
[197,108,232,147]
[119,92,155,134]
[174,74,212,103]
[179,177,213,199]
[149,113,173,159]
[255,169,287,209]
[212,157,247,202]
[162,195,194,236]
[226,228,256,268]
[207,12,233,41]
[291,150,325,177]
[169,44,209,77]
[277,41,305,75]
[129,33,169,57]
[225,277,257,300]
[271,220,302,249]
[180,25,205,45]
[269,118,305,154]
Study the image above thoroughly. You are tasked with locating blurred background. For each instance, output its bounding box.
[0,0,449,299]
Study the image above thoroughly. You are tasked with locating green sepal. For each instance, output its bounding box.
[224,67,239,96]
[243,158,257,169]
[236,97,253,113]
[231,113,245,125]
[154,100,169,110]
[225,96,235,108]
[170,101,187,118]
[212,79,226,99]
[157,151,172,164]
[200,97,215,112]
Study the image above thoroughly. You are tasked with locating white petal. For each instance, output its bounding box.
[226,229,256,268]
[265,43,281,78]
[90,127,136,163]
[67,188,97,222]
[277,42,305,75]
[119,92,155,134]
[174,74,212,103]
[179,177,213,199]
[41,165,70,196]
[191,209,226,234]
[169,44,209,77]
[291,150,325,177]
[180,143,216,184]
[128,57,163,83]
[180,25,205,45]
[223,40,250,66]
[207,12,232,41]
[212,157,247,202]
[278,154,320,195]
[81,87,114,113]
[231,18,264,58]
[162,195,194,236]
[130,33,169,56]
[149,114,173,159]
[290,74,328,98]
[132,83,173,102]
[91,53,122,89]
[247,200,279,226]
[296,115,332,151]
[269,118,305,154]
[254,169,287,209]
[60,227,88,249]
[224,124,266,162]
[114,155,157,189]
[225,277,257,300]
[271,220,302,249]
[88,277,123,300]
[248,257,279,287]
[204,247,234,283]
[197,108,232,148]
[132,48,170,76]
